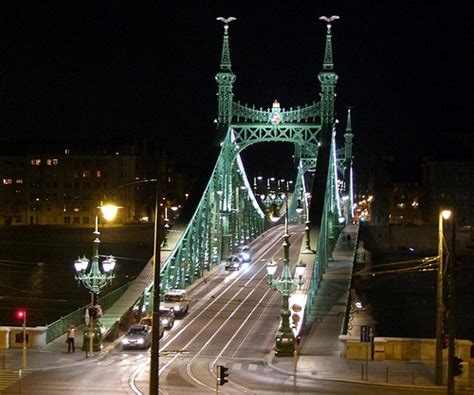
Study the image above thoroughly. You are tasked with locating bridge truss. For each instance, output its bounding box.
[155,18,355,324]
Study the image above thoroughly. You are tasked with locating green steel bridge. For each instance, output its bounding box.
[155,17,355,323]
[46,17,356,343]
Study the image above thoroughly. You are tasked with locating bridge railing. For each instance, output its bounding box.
[45,283,130,343]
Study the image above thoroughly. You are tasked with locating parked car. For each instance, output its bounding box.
[122,324,155,350]
[159,308,175,329]
[235,245,251,262]
[160,289,189,317]
[225,255,242,271]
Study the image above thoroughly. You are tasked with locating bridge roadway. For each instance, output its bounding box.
[3,223,461,394]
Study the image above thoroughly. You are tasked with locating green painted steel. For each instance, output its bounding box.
[46,283,129,343]
[157,17,354,326]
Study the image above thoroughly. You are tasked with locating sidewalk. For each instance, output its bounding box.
[1,226,185,374]
[266,224,474,391]
[0,325,120,372]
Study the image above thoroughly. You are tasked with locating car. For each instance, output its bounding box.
[235,245,251,262]
[160,289,189,317]
[140,309,175,330]
[159,308,175,329]
[225,255,242,271]
[122,324,155,350]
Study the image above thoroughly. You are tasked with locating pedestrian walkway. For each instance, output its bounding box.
[266,224,474,391]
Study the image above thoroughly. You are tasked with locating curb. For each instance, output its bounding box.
[264,353,452,392]
[26,337,123,372]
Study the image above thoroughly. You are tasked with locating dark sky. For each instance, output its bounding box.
[1,2,472,183]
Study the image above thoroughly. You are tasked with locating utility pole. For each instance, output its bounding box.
[447,210,456,395]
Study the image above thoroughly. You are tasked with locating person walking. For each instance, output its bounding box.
[67,324,75,352]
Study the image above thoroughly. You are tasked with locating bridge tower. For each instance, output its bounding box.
[215,18,236,132]
[308,17,339,250]
[344,108,354,223]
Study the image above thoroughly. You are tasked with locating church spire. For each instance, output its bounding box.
[215,17,237,130]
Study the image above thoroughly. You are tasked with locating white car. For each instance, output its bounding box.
[122,324,156,350]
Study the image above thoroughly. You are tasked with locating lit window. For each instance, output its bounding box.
[82,170,90,177]
[31,159,41,166]
[2,179,13,185]
[64,149,70,155]
[96,170,101,178]
[47,159,52,166]
[397,203,405,209]
[16,179,23,184]
[53,159,59,165]
[73,207,80,212]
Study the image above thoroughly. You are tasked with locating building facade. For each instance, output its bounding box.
[1,150,138,226]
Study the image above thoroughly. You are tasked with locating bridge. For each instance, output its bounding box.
[49,18,356,354]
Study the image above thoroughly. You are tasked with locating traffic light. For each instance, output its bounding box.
[453,356,463,376]
[217,365,229,386]
[16,309,26,321]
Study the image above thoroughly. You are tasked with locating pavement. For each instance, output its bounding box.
[1,224,473,393]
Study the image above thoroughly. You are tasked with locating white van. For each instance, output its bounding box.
[160,289,189,317]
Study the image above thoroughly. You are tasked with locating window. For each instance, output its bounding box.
[82,170,90,178]
[96,170,101,178]
[31,159,41,166]
[73,207,80,212]
[2,179,13,185]
[16,179,23,184]
[83,217,89,224]
[64,217,71,224]
[73,217,80,224]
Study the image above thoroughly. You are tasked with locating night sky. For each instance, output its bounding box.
[2,2,472,183]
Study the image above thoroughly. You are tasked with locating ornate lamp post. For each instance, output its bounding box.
[266,208,306,356]
[435,209,452,384]
[74,203,119,357]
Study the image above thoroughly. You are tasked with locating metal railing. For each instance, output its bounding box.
[46,283,130,343]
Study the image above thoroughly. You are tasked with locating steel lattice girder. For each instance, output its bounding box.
[159,127,266,292]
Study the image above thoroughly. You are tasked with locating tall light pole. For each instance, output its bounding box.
[303,192,314,254]
[435,209,451,385]
[74,203,118,357]
[150,159,166,395]
[446,209,456,395]
[266,199,306,356]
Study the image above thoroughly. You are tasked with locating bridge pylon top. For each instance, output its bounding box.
[318,15,339,72]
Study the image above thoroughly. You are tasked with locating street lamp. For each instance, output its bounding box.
[266,208,306,356]
[303,192,314,254]
[74,203,119,357]
[435,209,451,385]
[161,202,179,249]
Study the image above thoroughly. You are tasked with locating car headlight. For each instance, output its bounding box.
[174,306,181,311]
[162,319,169,325]
[122,339,129,345]
[242,253,250,260]
[136,338,144,345]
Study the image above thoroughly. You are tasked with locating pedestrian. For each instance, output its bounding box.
[67,324,75,352]
[346,234,352,247]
